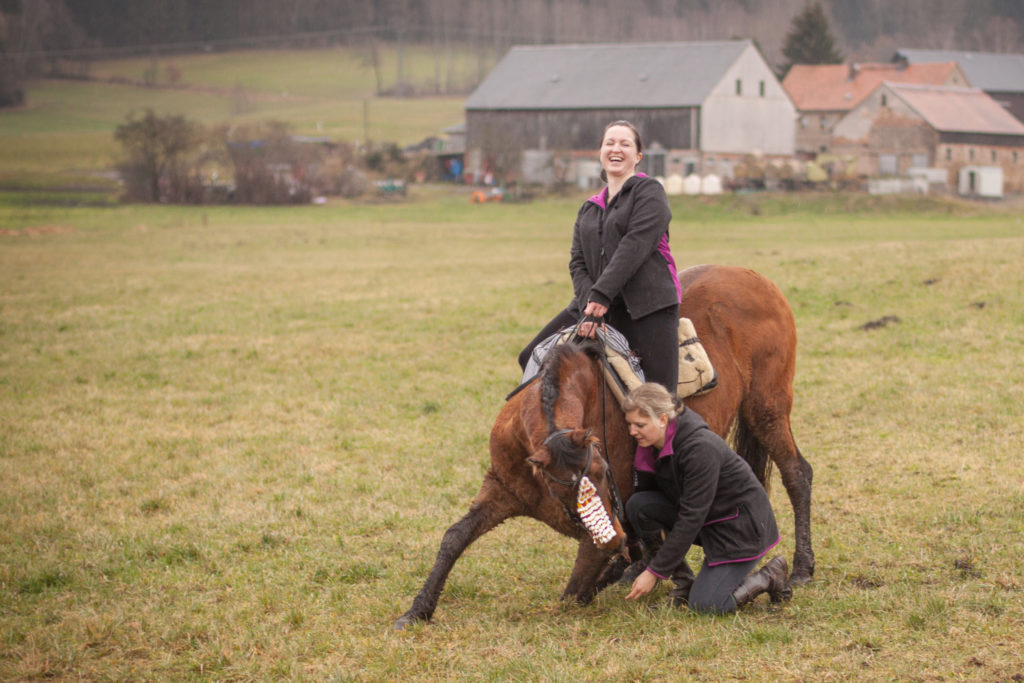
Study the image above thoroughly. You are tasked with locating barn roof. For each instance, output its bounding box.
[886,83,1024,136]
[783,62,963,113]
[895,48,1024,93]
[465,40,752,110]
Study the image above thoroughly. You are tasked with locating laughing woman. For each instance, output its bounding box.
[622,383,792,613]
[517,120,682,393]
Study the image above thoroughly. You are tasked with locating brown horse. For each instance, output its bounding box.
[394,264,814,629]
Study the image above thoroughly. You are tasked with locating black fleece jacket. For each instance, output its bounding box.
[568,175,678,320]
[638,408,781,579]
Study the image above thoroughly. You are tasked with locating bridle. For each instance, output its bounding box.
[538,427,596,491]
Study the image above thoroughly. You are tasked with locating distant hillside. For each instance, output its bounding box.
[0,47,471,182]
[52,0,1023,68]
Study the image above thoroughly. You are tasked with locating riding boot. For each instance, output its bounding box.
[731,556,793,608]
[669,561,695,607]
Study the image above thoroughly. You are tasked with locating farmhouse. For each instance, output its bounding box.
[782,62,968,158]
[893,48,1024,124]
[462,40,795,187]
[831,82,1024,193]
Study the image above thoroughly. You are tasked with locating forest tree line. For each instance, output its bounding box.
[2,0,1023,106]
[7,0,1024,60]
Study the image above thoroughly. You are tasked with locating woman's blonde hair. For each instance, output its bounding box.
[622,383,679,422]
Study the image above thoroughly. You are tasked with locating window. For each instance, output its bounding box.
[946,147,952,161]
[879,154,897,176]
[820,115,828,130]
[736,79,742,95]
[644,150,667,178]
[759,80,766,97]
[1015,151,1019,164]
[992,150,998,162]
[881,94,888,107]
[969,148,975,161]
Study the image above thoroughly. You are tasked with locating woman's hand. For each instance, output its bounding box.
[625,569,659,600]
[579,301,608,338]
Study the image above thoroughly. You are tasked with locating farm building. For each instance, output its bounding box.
[462,40,795,187]
[894,48,1024,124]
[831,82,1024,193]
[782,61,968,158]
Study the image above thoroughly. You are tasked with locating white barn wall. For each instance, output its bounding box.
[832,85,922,143]
[701,45,796,157]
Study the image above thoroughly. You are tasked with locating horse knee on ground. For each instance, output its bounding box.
[561,538,618,604]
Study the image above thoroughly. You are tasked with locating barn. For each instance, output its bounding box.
[782,61,969,158]
[894,48,1024,124]
[831,82,1024,194]
[462,40,795,187]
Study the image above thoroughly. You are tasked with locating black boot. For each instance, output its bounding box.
[669,561,695,607]
[731,556,792,608]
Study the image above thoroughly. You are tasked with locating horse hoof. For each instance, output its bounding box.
[789,571,813,587]
[393,613,423,631]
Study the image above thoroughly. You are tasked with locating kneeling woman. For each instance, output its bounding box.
[622,383,792,613]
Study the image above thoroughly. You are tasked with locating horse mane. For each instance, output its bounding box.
[538,341,603,469]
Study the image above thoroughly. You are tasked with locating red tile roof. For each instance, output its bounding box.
[887,83,1024,135]
[783,62,965,112]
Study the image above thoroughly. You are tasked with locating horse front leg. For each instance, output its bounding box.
[561,536,617,604]
[394,475,520,630]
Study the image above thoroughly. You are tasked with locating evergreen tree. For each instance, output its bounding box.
[778,1,843,78]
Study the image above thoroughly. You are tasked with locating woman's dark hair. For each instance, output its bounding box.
[599,120,643,183]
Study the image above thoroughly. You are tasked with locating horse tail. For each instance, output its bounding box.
[733,415,774,493]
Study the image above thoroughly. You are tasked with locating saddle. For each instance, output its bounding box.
[520,317,717,405]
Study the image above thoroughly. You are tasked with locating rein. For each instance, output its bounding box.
[591,328,629,530]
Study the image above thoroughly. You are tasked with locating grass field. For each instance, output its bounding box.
[1,190,1023,680]
[0,45,477,186]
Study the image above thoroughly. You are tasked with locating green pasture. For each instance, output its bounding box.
[0,45,477,185]
[1,192,1022,680]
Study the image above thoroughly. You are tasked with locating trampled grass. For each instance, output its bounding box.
[1,193,1023,680]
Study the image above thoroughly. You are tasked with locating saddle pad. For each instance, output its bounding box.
[520,318,716,404]
[522,323,643,386]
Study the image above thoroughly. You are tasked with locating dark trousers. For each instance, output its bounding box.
[626,489,758,614]
[518,302,679,394]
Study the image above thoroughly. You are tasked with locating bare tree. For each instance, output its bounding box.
[972,15,1021,53]
[1,0,91,107]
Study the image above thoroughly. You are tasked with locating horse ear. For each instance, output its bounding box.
[568,428,592,449]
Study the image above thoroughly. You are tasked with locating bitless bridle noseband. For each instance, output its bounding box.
[538,428,596,491]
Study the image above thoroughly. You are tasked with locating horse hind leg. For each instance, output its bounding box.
[736,407,815,585]
[783,438,815,584]
[394,476,521,630]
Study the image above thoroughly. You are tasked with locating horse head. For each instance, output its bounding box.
[524,342,628,553]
